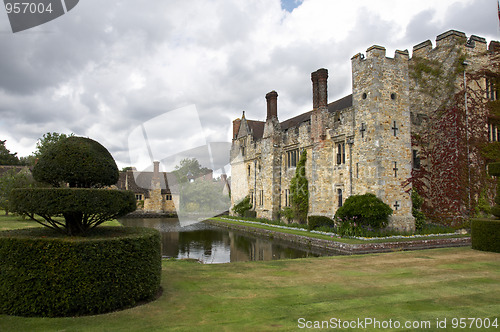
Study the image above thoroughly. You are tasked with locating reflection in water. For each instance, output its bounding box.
[119,218,326,264]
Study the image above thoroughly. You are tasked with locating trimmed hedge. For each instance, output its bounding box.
[308,215,335,230]
[10,188,136,235]
[33,136,119,188]
[471,219,500,253]
[0,227,161,317]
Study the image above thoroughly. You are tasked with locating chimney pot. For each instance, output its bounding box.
[265,90,278,121]
[312,68,328,109]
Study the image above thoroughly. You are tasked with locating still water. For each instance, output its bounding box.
[119,218,326,264]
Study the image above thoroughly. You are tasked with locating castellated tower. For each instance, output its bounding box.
[351,46,415,230]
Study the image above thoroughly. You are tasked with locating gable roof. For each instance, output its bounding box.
[239,94,353,140]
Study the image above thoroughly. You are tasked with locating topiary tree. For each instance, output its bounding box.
[290,150,309,223]
[488,162,500,218]
[33,136,118,188]
[335,193,393,229]
[10,137,135,235]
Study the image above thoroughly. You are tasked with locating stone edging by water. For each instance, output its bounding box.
[204,219,471,255]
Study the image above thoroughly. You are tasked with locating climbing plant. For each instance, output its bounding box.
[407,44,499,225]
[290,150,309,223]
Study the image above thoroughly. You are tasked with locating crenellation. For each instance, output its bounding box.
[435,30,467,47]
[412,40,432,56]
[366,45,386,58]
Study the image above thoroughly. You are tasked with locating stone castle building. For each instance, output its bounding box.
[230,30,499,230]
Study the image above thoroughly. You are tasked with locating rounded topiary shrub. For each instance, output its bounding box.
[335,193,393,229]
[0,227,161,317]
[471,219,500,253]
[33,136,118,188]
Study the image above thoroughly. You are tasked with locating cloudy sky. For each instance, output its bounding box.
[1,0,499,172]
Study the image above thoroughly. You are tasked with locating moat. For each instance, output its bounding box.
[118,217,331,263]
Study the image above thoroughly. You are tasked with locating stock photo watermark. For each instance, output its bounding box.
[297,317,499,330]
[3,0,79,32]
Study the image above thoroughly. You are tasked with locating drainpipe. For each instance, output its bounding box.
[254,159,257,211]
[347,138,354,196]
[463,60,471,214]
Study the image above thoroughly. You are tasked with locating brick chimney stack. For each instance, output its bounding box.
[311,68,328,110]
[310,68,329,142]
[265,90,278,121]
[232,118,241,140]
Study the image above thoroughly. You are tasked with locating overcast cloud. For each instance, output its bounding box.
[0,0,498,172]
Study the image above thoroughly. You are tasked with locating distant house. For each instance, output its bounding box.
[115,162,179,214]
[0,165,31,178]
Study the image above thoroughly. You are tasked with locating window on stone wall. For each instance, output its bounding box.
[336,143,345,165]
[284,189,291,207]
[259,190,264,206]
[337,189,343,208]
[286,149,298,168]
[165,194,172,200]
[135,194,143,201]
[412,150,421,169]
[248,165,251,177]
[489,123,500,142]
[486,77,498,101]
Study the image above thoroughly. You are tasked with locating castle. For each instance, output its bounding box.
[230,30,499,230]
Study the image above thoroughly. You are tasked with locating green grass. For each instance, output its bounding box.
[0,247,499,331]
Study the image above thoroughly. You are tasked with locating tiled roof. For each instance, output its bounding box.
[246,120,265,140]
[116,171,177,197]
[281,94,353,131]
[244,94,353,139]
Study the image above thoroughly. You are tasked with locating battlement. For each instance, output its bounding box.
[412,29,496,58]
[351,46,409,62]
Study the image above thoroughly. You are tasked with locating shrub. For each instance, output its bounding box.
[232,196,252,217]
[471,219,500,253]
[0,227,161,317]
[10,188,136,235]
[335,193,393,229]
[308,215,335,230]
[280,207,294,223]
[243,210,257,218]
[33,136,119,188]
[411,189,426,230]
[10,136,134,236]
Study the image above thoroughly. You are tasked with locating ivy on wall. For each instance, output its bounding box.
[408,46,499,225]
[290,150,309,223]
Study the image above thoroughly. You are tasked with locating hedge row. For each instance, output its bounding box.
[471,219,500,253]
[308,215,335,230]
[0,227,161,317]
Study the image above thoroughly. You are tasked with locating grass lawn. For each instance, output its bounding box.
[1,216,499,331]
